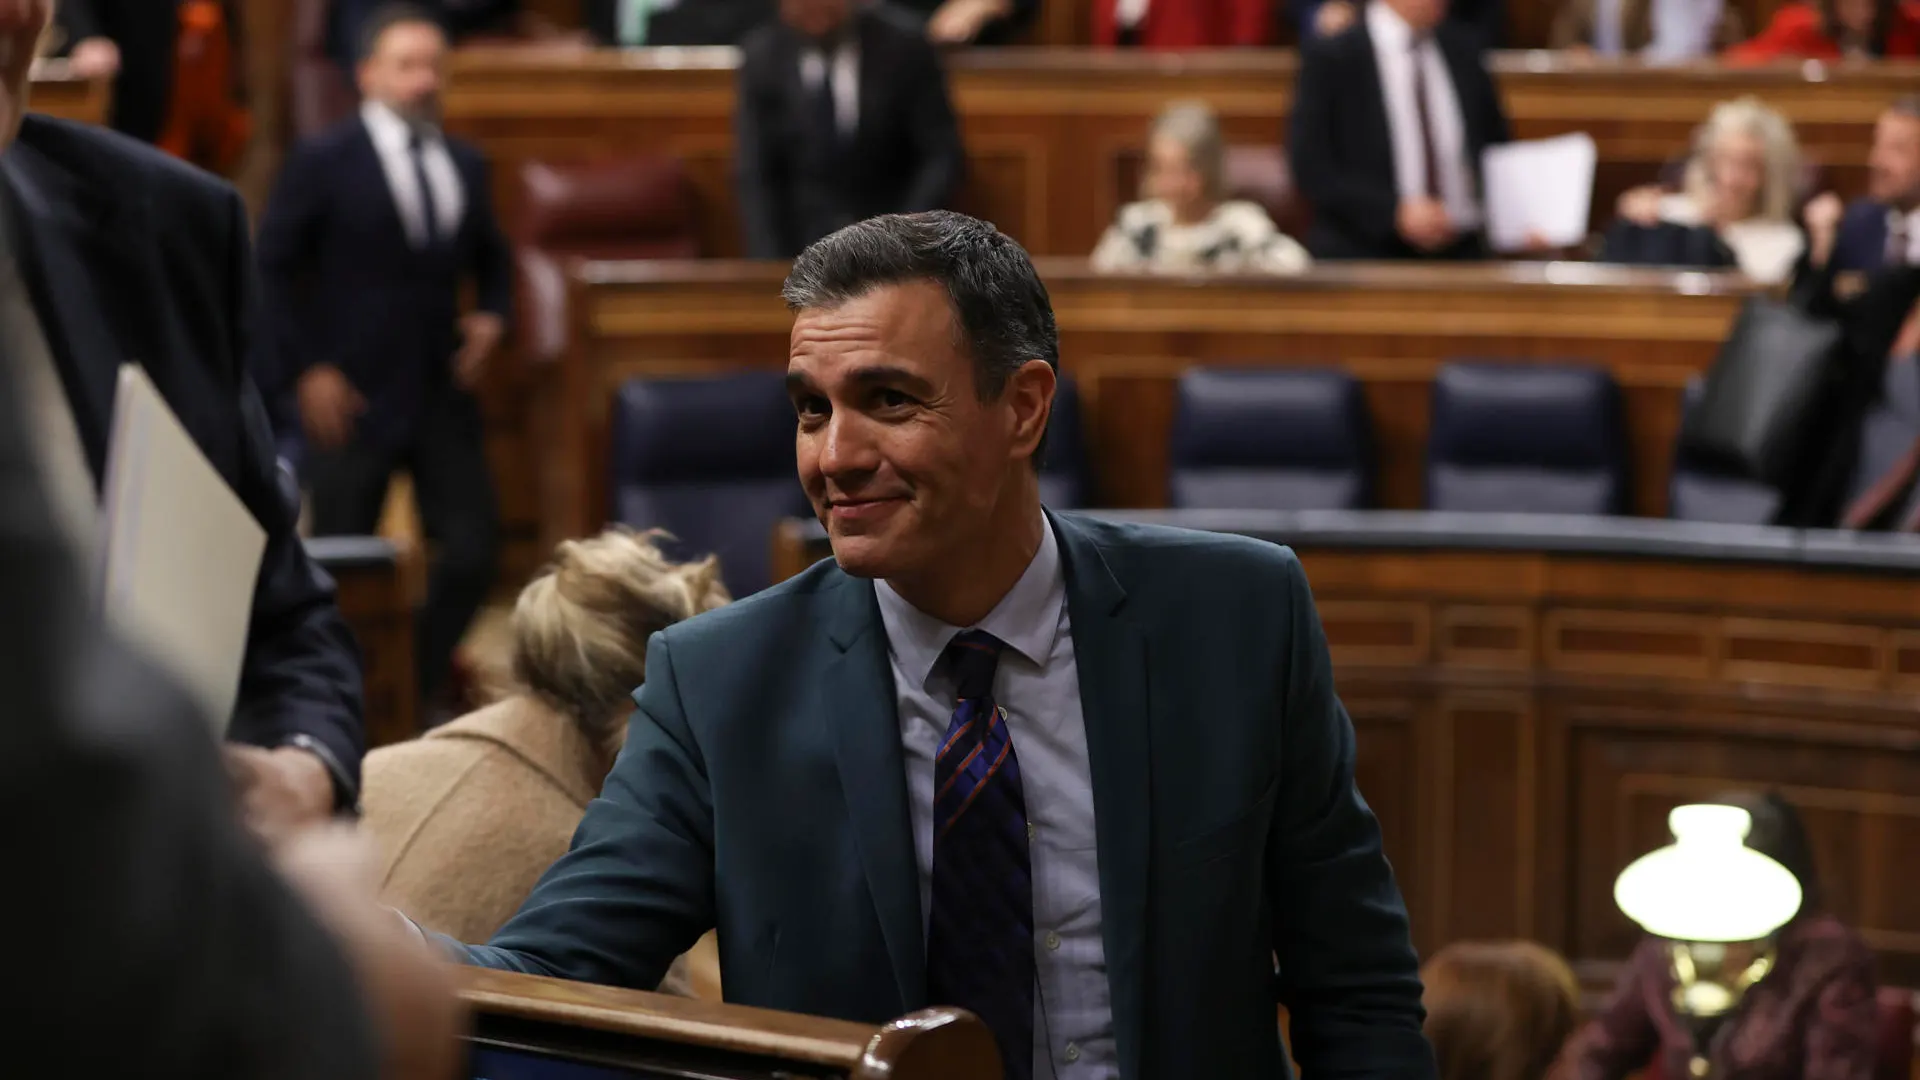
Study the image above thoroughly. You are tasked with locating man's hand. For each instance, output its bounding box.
[1803,191,1846,270]
[274,827,465,1080]
[298,364,366,451]
[927,0,1011,44]
[1616,184,1665,227]
[1396,197,1456,252]
[1313,0,1357,37]
[453,312,505,391]
[228,744,337,844]
[67,36,121,78]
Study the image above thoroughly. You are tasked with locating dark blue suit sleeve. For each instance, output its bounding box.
[1269,554,1436,1078]
[466,151,514,320]
[256,139,330,400]
[217,186,367,788]
[446,631,715,987]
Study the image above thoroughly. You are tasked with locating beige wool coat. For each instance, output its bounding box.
[361,696,721,1000]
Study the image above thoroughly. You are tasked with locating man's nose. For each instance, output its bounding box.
[816,411,880,479]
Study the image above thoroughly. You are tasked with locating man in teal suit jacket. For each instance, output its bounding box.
[449,211,1434,1079]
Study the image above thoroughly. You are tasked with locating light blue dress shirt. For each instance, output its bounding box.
[873,518,1118,1080]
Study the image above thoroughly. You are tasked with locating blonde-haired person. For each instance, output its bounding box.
[1614,96,1807,283]
[1092,101,1311,275]
[362,528,731,998]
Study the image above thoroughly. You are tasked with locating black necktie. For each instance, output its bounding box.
[1410,38,1441,200]
[408,132,440,248]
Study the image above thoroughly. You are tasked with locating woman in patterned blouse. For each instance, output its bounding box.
[1552,791,1879,1080]
[1091,101,1312,275]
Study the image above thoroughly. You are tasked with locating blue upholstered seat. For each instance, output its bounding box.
[1038,376,1092,509]
[1426,361,1626,515]
[609,372,808,597]
[1667,376,1783,524]
[1168,367,1372,510]
[1840,353,1920,520]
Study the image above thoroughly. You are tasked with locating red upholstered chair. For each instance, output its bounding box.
[515,156,702,364]
[1224,144,1311,244]
[289,0,355,140]
[1641,986,1915,1080]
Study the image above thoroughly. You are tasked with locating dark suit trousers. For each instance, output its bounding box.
[307,386,498,711]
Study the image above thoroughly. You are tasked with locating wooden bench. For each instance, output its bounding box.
[773,509,1920,987]
[444,48,1920,258]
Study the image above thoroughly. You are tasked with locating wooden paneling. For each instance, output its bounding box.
[771,521,1920,979]
[444,48,1920,258]
[27,64,109,126]
[516,259,1752,567]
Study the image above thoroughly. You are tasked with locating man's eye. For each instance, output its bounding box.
[877,389,914,409]
[794,395,828,418]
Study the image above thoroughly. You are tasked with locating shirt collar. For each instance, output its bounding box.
[1367,0,1417,51]
[360,100,437,152]
[872,514,1065,695]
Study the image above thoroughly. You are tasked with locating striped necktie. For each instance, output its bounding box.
[925,630,1033,1080]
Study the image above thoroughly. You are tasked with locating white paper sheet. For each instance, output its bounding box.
[1481,133,1598,253]
[98,364,266,735]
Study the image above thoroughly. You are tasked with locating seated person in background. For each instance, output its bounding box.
[1297,0,1503,47]
[735,0,963,258]
[1551,791,1878,1080]
[1291,0,1511,261]
[1549,0,1744,61]
[1607,97,1805,283]
[1423,941,1581,1080]
[1092,102,1311,275]
[1094,0,1272,46]
[586,0,775,46]
[1798,97,1920,294]
[1725,0,1920,63]
[365,529,729,998]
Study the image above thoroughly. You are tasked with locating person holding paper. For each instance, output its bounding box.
[0,0,365,831]
[1290,0,1512,260]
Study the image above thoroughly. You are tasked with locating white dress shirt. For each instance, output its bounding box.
[874,518,1118,1080]
[0,214,96,564]
[798,40,860,141]
[1367,0,1481,230]
[360,101,465,249]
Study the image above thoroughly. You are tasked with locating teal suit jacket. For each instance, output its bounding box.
[456,512,1435,1078]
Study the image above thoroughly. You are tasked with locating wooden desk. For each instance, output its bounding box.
[462,967,998,1078]
[772,510,1920,984]
[307,537,417,748]
[445,48,1915,258]
[516,259,1753,570]
[28,62,110,127]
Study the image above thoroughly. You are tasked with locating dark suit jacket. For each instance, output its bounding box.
[1289,18,1511,260]
[256,115,512,449]
[584,0,775,45]
[1833,197,1895,273]
[0,323,377,1079]
[454,511,1436,1079]
[735,7,965,258]
[882,0,1039,44]
[0,115,365,786]
[56,0,241,145]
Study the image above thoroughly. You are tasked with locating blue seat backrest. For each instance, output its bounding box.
[1426,361,1626,515]
[1038,375,1092,509]
[1668,375,1782,524]
[1168,366,1373,510]
[609,372,808,597]
[1842,353,1920,519]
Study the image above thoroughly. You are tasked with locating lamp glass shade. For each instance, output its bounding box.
[1613,804,1803,944]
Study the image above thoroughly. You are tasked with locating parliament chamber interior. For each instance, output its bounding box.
[31,0,1920,1075]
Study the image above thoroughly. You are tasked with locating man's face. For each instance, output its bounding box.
[788,281,1042,584]
[780,0,851,41]
[0,0,52,153]
[1869,112,1920,207]
[357,19,447,127]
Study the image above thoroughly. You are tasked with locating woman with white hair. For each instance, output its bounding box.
[361,528,730,999]
[1092,100,1311,275]
[1612,96,1807,283]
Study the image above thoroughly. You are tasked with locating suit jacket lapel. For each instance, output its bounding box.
[822,570,925,1012]
[1350,26,1397,180]
[0,133,152,482]
[1051,511,1151,1080]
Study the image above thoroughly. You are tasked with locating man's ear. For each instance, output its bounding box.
[1005,358,1056,466]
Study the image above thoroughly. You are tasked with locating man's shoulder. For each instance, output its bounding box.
[655,556,857,655]
[1057,512,1303,588]
[1299,22,1365,64]
[284,117,370,168]
[859,3,936,47]
[1842,198,1889,231]
[16,115,237,215]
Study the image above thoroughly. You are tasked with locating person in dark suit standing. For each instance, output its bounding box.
[3,6,363,834]
[438,212,1436,1080]
[735,0,964,259]
[259,3,510,718]
[1290,0,1511,260]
